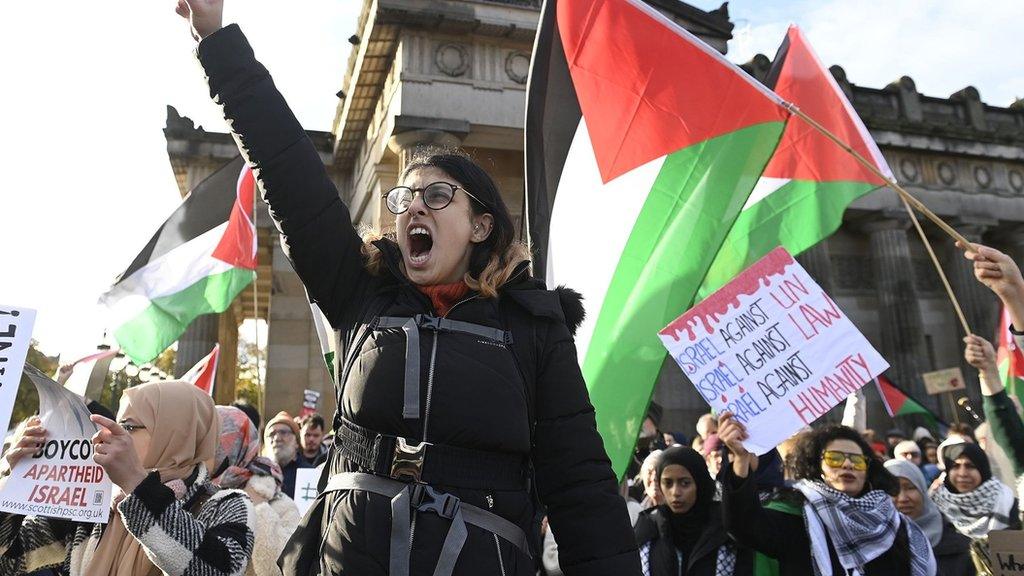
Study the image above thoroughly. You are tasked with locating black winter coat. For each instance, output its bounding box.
[933,520,973,576]
[197,24,640,576]
[720,465,913,576]
[634,504,752,576]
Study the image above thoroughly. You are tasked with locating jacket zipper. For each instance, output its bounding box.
[422,293,479,440]
[410,293,479,558]
[487,495,508,576]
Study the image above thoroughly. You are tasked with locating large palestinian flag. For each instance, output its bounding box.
[698,25,891,298]
[525,0,790,476]
[101,157,256,363]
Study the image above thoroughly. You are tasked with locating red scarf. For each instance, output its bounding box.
[417,281,470,317]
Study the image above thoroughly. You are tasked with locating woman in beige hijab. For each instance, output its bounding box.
[0,380,255,576]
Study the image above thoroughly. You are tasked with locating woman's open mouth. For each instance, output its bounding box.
[407,225,434,267]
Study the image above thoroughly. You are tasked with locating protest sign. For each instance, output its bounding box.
[0,304,36,432]
[659,248,889,454]
[293,467,321,516]
[922,367,966,395]
[300,389,321,418]
[990,530,1024,576]
[0,365,111,522]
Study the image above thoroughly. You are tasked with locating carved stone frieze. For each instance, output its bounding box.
[435,43,470,77]
[504,51,530,85]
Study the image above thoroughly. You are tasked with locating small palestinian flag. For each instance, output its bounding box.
[102,157,256,363]
[61,348,119,401]
[876,375,938,426]
[526,0,790,477]
[310,301,336,380]
[996,306,1024,400]
[182,344,220,396]
[698,25,891,298]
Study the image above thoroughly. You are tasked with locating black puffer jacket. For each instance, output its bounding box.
[634,504,752,576]
[197,24,639,576]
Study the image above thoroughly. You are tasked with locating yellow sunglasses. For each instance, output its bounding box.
[821,450,869,471]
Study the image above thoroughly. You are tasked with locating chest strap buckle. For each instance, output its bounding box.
[409,483,461,519]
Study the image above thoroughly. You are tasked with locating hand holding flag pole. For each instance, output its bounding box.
[783,101,973,336]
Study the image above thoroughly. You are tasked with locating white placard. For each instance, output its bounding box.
[0,365,111,522]
[0,305,36,432]
[293,467,320,516]
[659,248,889,454]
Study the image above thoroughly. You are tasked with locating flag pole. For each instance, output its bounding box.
[785,102,973,336]
[897,193,972,335]
[252,190,264,420]
[784,102,972,247]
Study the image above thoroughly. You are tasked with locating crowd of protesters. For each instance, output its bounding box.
[2,1,1023,573]
[0,381,329,576]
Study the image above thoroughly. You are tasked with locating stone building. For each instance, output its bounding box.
[165,0,1024,432]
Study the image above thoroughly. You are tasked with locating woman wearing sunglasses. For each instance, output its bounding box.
[717,414,936,576]
[174,2,639,575]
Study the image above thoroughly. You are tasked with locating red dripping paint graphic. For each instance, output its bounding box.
[738,386,745,394]
[721,394,728,403]
[660,247,795,341]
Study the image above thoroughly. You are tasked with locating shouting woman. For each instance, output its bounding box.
[174,1,639,575]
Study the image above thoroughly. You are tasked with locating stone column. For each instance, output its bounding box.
[864,216,939,415]
[796,240,837,295]
[388,129,464,173]
[174,314,219,377]
[946,220,999,412]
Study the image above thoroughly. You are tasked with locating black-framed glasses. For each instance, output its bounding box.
[382,182,485,215]
[120,422,147,433]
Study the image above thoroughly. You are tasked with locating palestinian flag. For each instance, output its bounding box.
[61,348,119,401]
[310,301,336,380]
[698,25,891,298]
[101,157,256,363]
[996,306,1024,400]
[182,344,220,396]
[525,0,790,477]
[876,375,939,426]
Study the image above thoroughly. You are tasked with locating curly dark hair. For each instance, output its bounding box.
[790,424,899,496]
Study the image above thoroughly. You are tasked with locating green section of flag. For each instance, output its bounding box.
[698,179,875,299]
[998,360,1024,401]
[115,267,255,363]
[583,121,786,477]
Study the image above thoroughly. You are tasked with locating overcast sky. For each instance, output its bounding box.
[4,1,1021,359]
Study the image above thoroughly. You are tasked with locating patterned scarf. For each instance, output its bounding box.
[794,480,934,576]
[933,477,1015,539]
[213,405,284,491]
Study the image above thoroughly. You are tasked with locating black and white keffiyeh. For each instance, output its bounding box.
[933,476,1016,539]
[794,480,935,576]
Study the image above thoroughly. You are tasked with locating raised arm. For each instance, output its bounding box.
[717,412,809,560]
[178,0,370,325]
[964,335,1024,477]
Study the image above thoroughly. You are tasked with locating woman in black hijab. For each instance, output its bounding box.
[634,446,750,576]
[933,442,1021,539]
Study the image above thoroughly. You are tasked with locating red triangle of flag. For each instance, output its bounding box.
[212,166,257,270]
[763,26,888,184]
[557,0,787,183]
[184,344,219,396]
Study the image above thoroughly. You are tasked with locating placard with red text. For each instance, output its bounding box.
[0,366,111,522]
[659,247,888,454]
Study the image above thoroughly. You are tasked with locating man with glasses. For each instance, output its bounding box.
[264,410,314,498]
